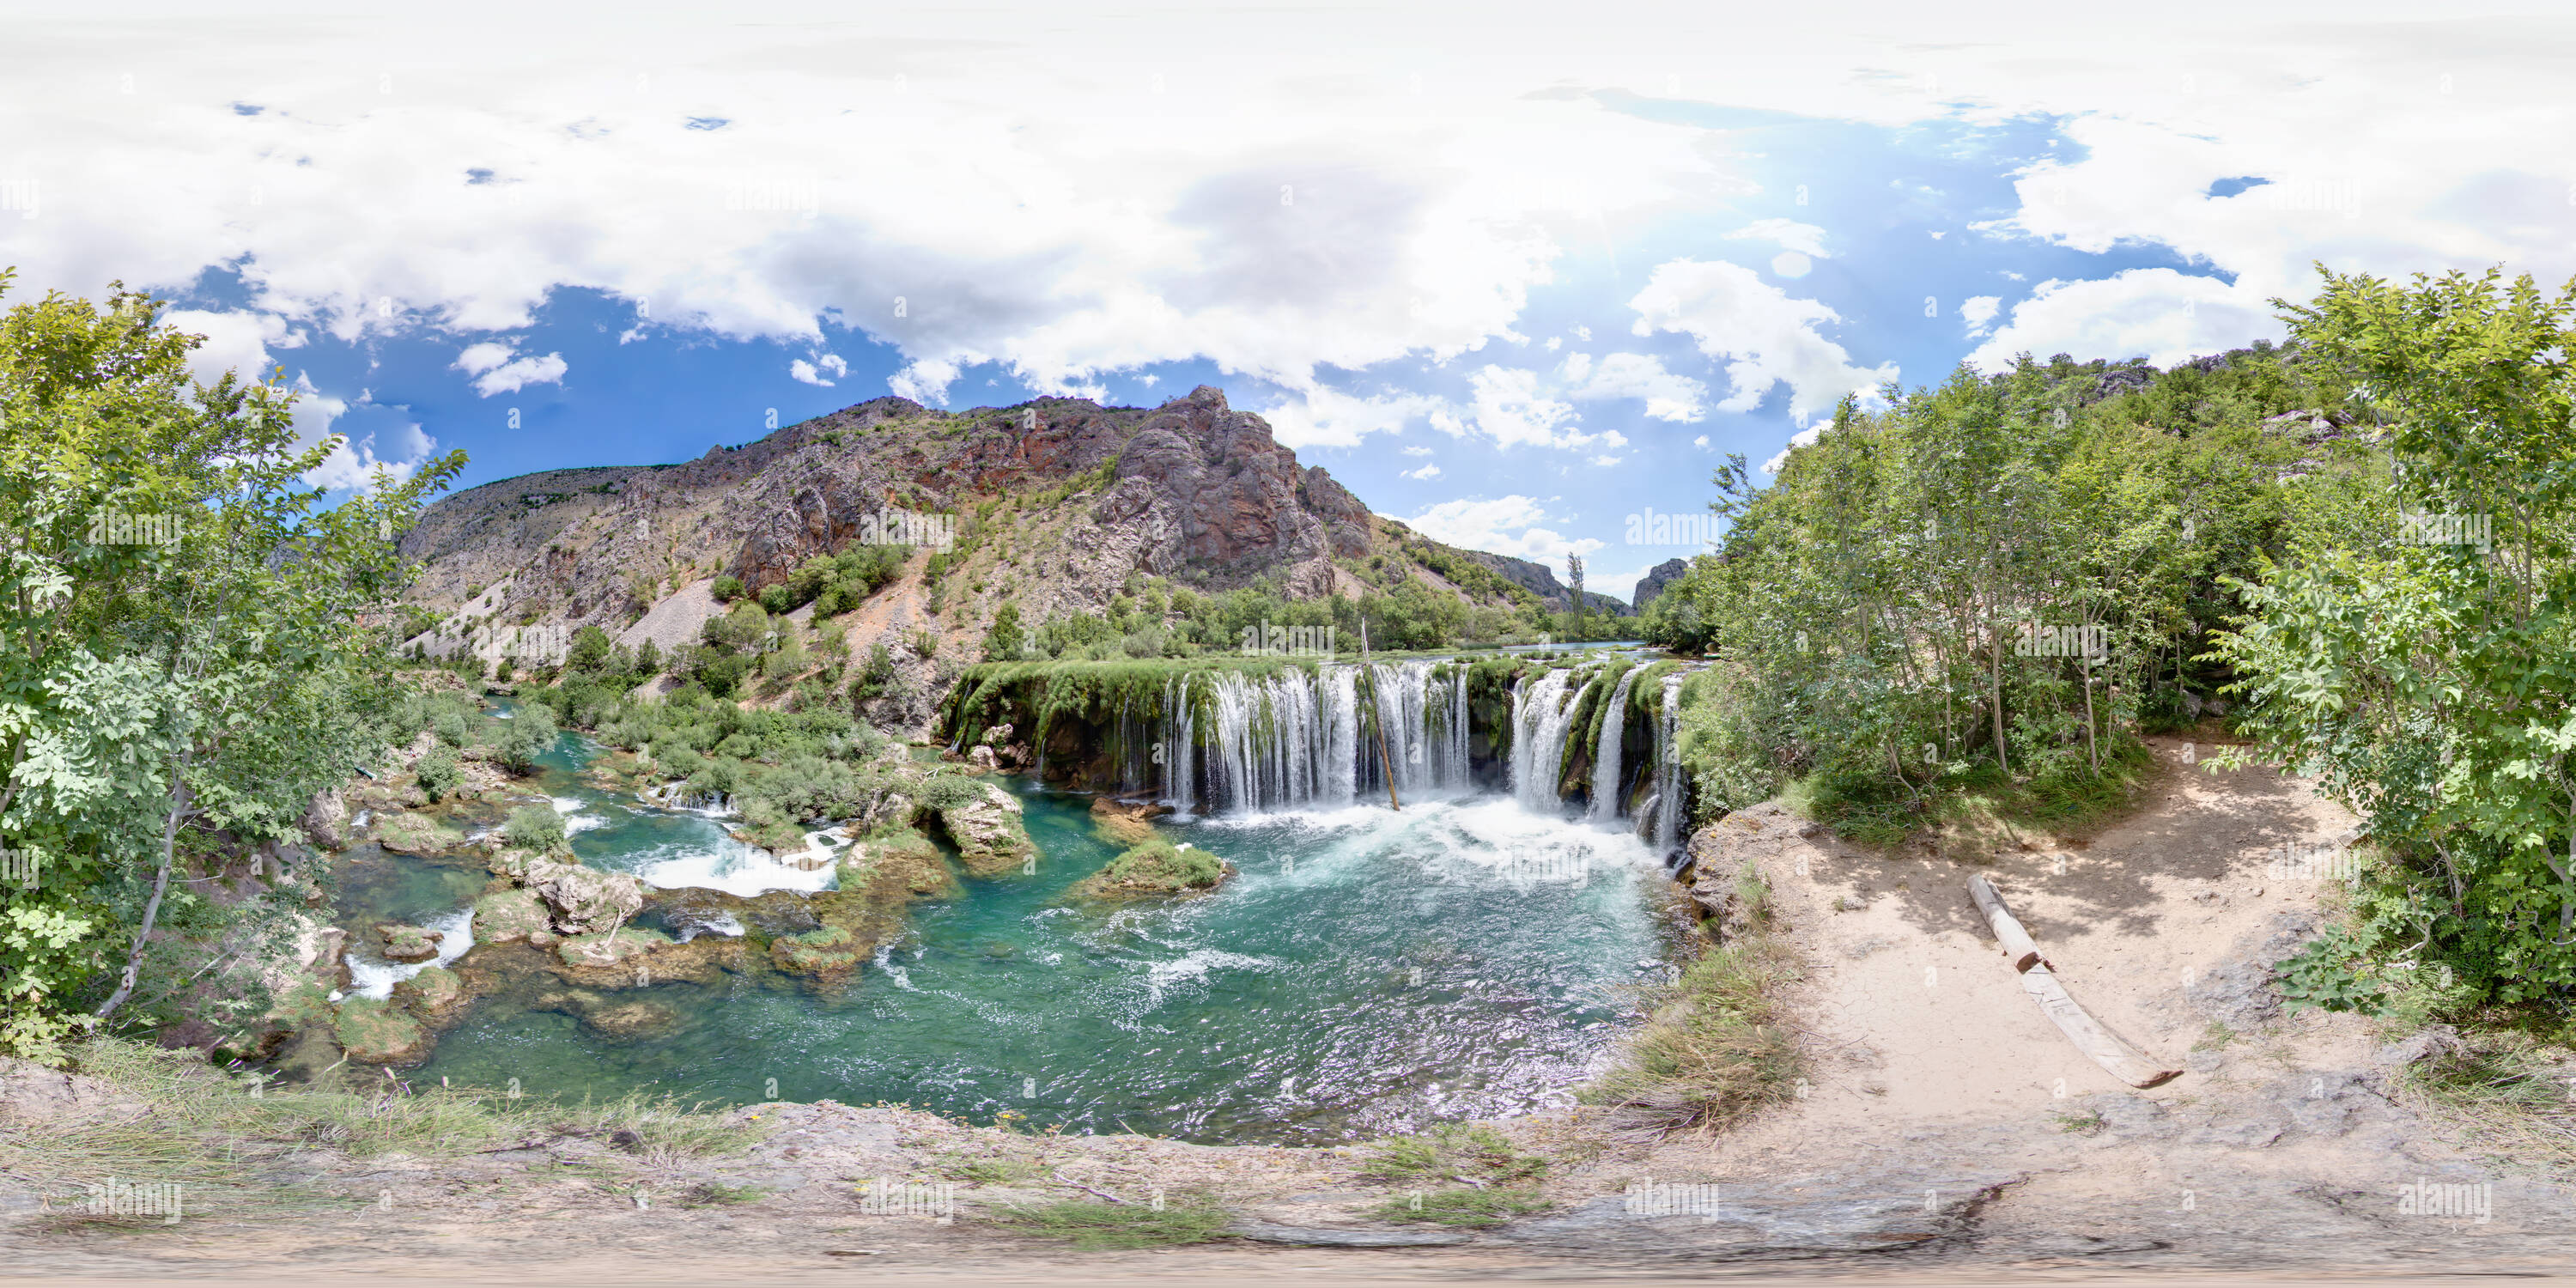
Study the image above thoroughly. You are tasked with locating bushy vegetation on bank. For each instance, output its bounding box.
[1647,266,2576,1014]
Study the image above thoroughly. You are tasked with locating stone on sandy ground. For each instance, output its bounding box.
[377,922,443,963]
[526,858,647,934]
[2185,908,2321,1031]
[333,997,432,1066]
[937,782,1036,877]
[1680,802,1811,940]
[472,886,552,944]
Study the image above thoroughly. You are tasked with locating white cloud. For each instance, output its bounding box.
[1628,258,1896,426]
[453,341,568,397]
[1403,495,1601,564]
[1402,462,1441,480]
[1589,454,1622,466]
[1257,386,1446,449]
[1400,445,1433,456]
[1726,218,1830,258]
[791,352,850,386]
[1692,434,1710,448]
[1461,365,1586,448]
[1760,425,1823,475]
[1562,351,1707,422]
[1965,270,2273,371]
[1960,295,2002,337]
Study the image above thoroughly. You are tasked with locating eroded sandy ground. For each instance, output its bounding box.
[7,736,2574,1283]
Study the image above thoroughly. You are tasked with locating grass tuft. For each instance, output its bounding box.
[1579,934,1803,1139]
[990,1190,1234,1249]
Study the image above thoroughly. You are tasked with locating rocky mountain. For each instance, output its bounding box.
[1452,550,1631,618]
[1631,558,1690,611]
[395,386,1552,692]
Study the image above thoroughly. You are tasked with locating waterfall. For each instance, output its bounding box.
[1638,671,1689,856]
[1510,668,1583,813]
[1130,660,1473,814]
[1588,667,1643,823]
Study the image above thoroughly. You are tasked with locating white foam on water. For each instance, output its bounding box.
[1133,947,1275,1016]
[631,834,837,896]
[344,906,476,1000]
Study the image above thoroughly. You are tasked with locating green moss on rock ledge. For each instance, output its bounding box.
[334,996,432,1066]
[376,810,469,855]
[1074,838,1230,899]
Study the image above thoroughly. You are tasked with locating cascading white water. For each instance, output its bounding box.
[1510,667,1584,812]
[1140,660,1473,814]
[1649,672,1687,855]
[1588,666,1643,823]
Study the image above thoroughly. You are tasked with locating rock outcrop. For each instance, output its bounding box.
[1631,557,1690,611]
[525,859,647,935]
[936,783,1037,877]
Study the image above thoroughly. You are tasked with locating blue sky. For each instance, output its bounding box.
[9,2,2571,601]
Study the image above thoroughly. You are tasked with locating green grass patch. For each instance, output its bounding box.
[1367,1186,1552,1227]
[991,1191,1234,1249]
[1580,933,1802,1138]
[1358,1121,1548,1187]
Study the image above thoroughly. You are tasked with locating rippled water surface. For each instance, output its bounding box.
[406,728,1666,1144]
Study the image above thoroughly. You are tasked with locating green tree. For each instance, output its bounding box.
[982,602,1025,661]
[0,275,465,1052]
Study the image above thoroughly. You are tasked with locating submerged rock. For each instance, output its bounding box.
[579,997,685,1041]
[1090,795,1174,848]
[769,924,866,986]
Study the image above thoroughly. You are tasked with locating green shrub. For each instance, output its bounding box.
[414,745,462,801]
[711,574,744,602]
[502,804,569,854]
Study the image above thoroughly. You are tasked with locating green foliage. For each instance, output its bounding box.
[982,601,1025,661]
[486,702,558,775]
[1358,1121,1548,1186]
[0,272,465,1057]
[413,744,462,802]
[501,804,569,855]
[2275,926,2388,1014]
[2210,267,2576,1002]
[1086,838,1224,892]
[710,574,744,602]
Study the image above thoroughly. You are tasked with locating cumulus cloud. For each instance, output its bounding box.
[1402,495,1601,563]
[1561,351,1707,422]
[1725,218,1830,258]
[1965,270,2273,371]
[1257,386,1447,449]
[1400,444,1434,457]
[1402,462,1441,479]
[1761,425,1823,475]
[1628,259,1896,425]
[453,342,568,397]
[791,352,850,386]
[1960,295,2001,336]
[1459,365,1586,448]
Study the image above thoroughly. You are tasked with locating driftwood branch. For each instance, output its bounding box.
[1967,874,2179,1090]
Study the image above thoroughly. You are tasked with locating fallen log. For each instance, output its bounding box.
[1967,874,2180,1090]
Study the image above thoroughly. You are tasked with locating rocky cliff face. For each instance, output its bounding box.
[1631,558,1690,611]
[396,386,1516,665]
[1461,551,1631,617]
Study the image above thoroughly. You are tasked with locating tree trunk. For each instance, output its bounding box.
[97,772,193,1023]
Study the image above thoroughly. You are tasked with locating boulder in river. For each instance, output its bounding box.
[471,886,551,945]
[333,997,432,1066]
[526,859,647,935]
[376,811,467,856]
[551,927,744,988]
[1073,838,1231,899]
[769,924,866,987]
[392,965,475,1028]
[376,922,444,963]
[937,782,1036,877]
